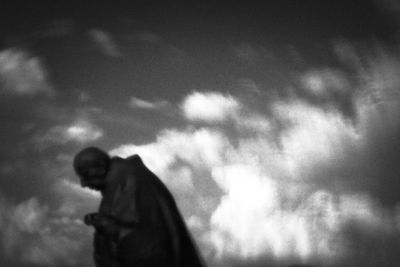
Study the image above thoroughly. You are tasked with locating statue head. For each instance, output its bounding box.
[73,147,111,191]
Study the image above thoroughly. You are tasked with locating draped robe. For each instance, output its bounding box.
[94,155,205,267]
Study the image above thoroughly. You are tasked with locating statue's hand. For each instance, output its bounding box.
[84,213,120,241]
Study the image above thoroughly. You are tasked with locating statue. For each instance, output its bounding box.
[73,147,205,267]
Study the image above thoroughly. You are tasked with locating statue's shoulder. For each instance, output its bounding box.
[110,155,145,176]
[110,156,125,165]
[126,154,144,165]
[110,155,142,168]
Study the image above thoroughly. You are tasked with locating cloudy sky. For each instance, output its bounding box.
[1,1,400,266]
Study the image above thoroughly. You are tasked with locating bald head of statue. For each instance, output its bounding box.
[73,147,111,191]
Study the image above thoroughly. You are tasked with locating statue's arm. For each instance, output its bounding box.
[109,171,140,226]
[87,162,140,242]
[84,213,121,241]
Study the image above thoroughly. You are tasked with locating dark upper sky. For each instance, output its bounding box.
[1,1,400,267]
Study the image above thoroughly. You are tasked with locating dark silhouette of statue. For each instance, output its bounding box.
[73,147,205,267]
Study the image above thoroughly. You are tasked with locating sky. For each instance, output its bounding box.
[1,1,400,266]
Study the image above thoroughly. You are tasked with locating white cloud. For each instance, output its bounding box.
[129,96,168,109]
[0,196,87,266]
[110,127,231,227]
[334,41,400,139]
[233,113,272,133]
[111,92,366,261]
[273,100,361,178]
[358,52,400,118]
[204,110,356,260]
[56,179,101,200]
[111,128,230,177]
[12,198,48,234]
[181,91,241,122]
[34,119,104,147]
[205,45,400,263]
[65,120,103,142]
[112,91,366,261]
[300,69,349,96]
[89,29,121,57]
[187,215,206,231]
[53,179,100,217]
[110,63,400,266]
[209,164,279,258]
[0,49,54,96]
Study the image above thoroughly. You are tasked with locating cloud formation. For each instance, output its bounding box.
[33,119,104,148]
[129,96,168,109]
[2,3,400,267]
[0,49,54,96]
[89,29,121,57]
[53,179,100,218]
[300,69,350,97]
[181,92,241,122]
[0,196,89,266]
[110,41,400,265]
[16,39,397,267]
[231,43,268,65]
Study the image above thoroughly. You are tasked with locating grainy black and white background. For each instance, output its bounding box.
[1,1,400,266]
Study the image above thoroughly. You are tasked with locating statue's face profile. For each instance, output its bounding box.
[78,163,107,191]
[73,147,110,191]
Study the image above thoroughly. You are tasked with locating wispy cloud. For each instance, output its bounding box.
[89,29,121,57]
[300,69,350,97]
[232,43,260,64]
[237,78,262,93]
[129,96,168,109]
[64,120,104,142]
[231,43,270,65]
[33,119,104,148]
[0,49,54,96]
